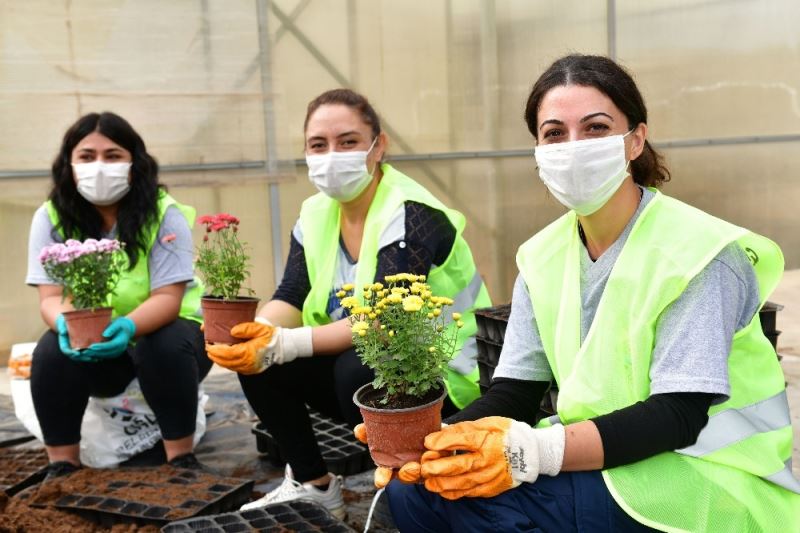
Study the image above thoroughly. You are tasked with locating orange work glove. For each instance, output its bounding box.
[419,416,565,500]
[354,423,425,488]
[205,318,313,375]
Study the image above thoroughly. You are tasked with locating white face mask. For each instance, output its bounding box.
[534,131,632,216]
[73,161,132,206]
[306,137,378,202]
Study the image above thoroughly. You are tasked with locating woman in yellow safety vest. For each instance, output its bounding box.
[382,54,800,532]
[26,112,209,476]
[206,88,490,518]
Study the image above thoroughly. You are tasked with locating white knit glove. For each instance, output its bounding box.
[254,316,314,365]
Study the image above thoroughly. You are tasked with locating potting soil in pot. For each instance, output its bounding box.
[29,465,253,525]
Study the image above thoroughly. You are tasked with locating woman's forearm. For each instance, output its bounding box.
[310,318,353,355]
[258,299,352,356]
[37,285,73,330]
[560,420,604,471]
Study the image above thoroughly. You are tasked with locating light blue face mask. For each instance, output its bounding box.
[305,137,378,202]
[534,130,633,215]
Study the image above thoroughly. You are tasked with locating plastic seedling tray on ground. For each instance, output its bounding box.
[474,304,512,344]
[0,433,36,449]
[252,409,370,476]
[161,499,355,532]
[0,447,49,496]
[31,466,253,527]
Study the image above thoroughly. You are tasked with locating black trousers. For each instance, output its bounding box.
[238,348,374,482]
[239,348,459,483]
[31,318,212,446]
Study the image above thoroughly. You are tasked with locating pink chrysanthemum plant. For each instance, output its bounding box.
[39,238,125,310]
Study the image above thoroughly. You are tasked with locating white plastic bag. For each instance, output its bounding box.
[11,346,208,468]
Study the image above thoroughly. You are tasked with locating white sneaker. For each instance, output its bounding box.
[241,464,346,520]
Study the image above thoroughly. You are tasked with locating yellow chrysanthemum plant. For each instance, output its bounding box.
[338,273,464,406]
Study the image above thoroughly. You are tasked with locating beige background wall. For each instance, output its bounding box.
[1,0,799,356]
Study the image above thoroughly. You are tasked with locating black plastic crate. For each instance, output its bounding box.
[0,447,49,496]
[252,410,370,476]
[765,330,781,352]
[476,338,502,392]
[759,301,783,335]
[38,467,253,527]
[161,499,355,532]
[474,304,511,344]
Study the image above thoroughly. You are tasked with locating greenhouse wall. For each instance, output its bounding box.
[1,0,798,356]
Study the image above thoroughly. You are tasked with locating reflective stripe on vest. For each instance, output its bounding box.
[442,270,484,375]
[520,190,800,531]
[45,192,203,323]
[678,390,800,493]
[298,163,491,408]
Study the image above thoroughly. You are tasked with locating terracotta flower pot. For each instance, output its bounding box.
[63,307,113,350]
[353,383,446,468]
[201,296,260,344]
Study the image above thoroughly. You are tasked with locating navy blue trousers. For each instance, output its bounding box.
[386,470,660,532]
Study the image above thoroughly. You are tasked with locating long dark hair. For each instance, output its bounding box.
[524,54,670,187]
[49,112,161,269]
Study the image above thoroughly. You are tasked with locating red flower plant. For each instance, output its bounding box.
[195,213,251,300]
[199,213,240,233]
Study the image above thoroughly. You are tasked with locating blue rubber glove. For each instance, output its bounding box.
[55,314,98,362]
[83,317,136,360]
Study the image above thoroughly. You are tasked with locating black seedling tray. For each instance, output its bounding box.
[0,447,49,496]
[48,468,253,527]
[161,499,355,532]
[0,433,36,449]
[252,409,370,476]
[475,304,512,344]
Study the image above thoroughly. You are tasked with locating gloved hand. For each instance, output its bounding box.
[55,314,95,362]
[83,317,136,360]
[354,423,426,488]
[205,317,314,375]
[418,416,565,500]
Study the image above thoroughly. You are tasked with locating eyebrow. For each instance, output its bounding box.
[76,147,124,153]
[306,131,361,143]
[538,112,615,131]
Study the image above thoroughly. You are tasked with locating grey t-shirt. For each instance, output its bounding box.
[26,204,195,291]
[494,187,760,403]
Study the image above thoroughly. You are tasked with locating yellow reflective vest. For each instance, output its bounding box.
[45,191,203,323]
[299,163,491,408]
[519,190,800,532]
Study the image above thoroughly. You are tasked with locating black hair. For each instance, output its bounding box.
[49,112,161,269]
[524,54,670,187]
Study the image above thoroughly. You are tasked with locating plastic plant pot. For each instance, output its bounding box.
[201,296,259,345]
[353,383,446,469]
[63,307,113,349]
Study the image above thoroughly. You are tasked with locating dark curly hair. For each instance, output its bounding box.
[49,112,161,269]
[524,54,670,188]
